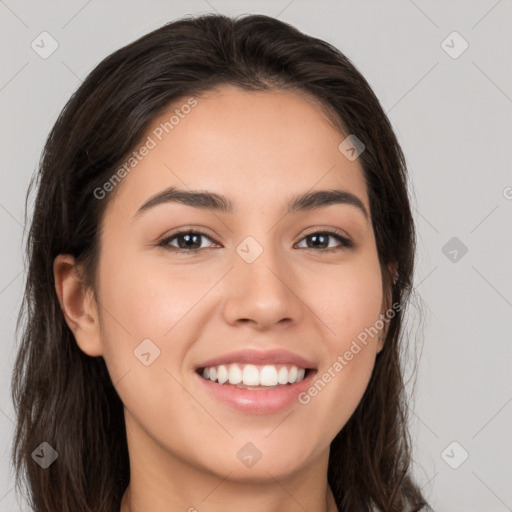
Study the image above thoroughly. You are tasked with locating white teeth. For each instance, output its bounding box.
[242,364,260,386]
[260,365,278,386]
[288,366,298,384]
[228,364,243,385]
[217,365,229,384]
[277,366,289,385]
[200,363,308,386]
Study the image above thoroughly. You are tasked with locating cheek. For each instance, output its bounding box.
[95,252,203,444]
[95,249,224,411]
[98,251,209,342]
[329,258,383,383]
[297,255,383,434]
[302,254,384,346]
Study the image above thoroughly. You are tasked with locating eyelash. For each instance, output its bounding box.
[157,228,354,255]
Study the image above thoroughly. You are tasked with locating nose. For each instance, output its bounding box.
[222,240,304,331]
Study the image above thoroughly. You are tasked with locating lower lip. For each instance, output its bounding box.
[194,370,317,414]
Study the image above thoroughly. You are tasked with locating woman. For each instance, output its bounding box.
[11,12,433,512]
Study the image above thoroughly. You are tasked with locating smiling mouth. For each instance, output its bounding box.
[196,367,317,391]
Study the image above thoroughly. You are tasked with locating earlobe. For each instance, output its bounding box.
[53,254,104,357]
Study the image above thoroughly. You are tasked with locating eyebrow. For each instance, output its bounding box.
[134,186,369,220]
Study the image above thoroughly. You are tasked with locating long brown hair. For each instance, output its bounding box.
[11,13,432,511]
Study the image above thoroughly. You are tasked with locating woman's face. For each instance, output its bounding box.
[80,85,389,483]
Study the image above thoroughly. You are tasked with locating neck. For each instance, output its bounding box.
[120,486,339,512]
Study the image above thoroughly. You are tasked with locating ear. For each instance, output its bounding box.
[377,261,398,353]
[53,254,103,357]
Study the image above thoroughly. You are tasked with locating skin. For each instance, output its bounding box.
[54,85,395,512]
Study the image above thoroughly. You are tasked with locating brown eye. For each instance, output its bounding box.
[158,230,218,253]
[158,228,354,255]
[296,231,354,252]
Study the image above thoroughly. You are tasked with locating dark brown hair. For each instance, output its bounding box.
[12,13,432,512]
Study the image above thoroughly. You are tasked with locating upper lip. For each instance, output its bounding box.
[195,348,317,370]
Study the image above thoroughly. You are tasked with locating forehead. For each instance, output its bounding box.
[105,85,369,217]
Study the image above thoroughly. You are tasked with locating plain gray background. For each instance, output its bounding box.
[1,0,511,510]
